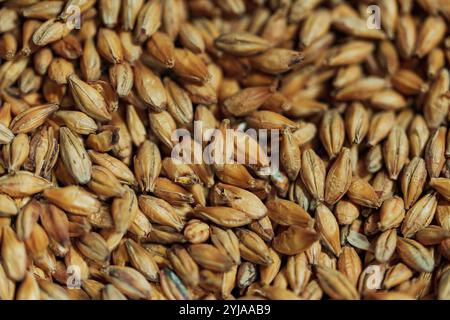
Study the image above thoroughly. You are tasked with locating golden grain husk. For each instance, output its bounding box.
[0,0,447,302]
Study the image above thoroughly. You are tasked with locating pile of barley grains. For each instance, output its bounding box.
[0,0,448,301]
